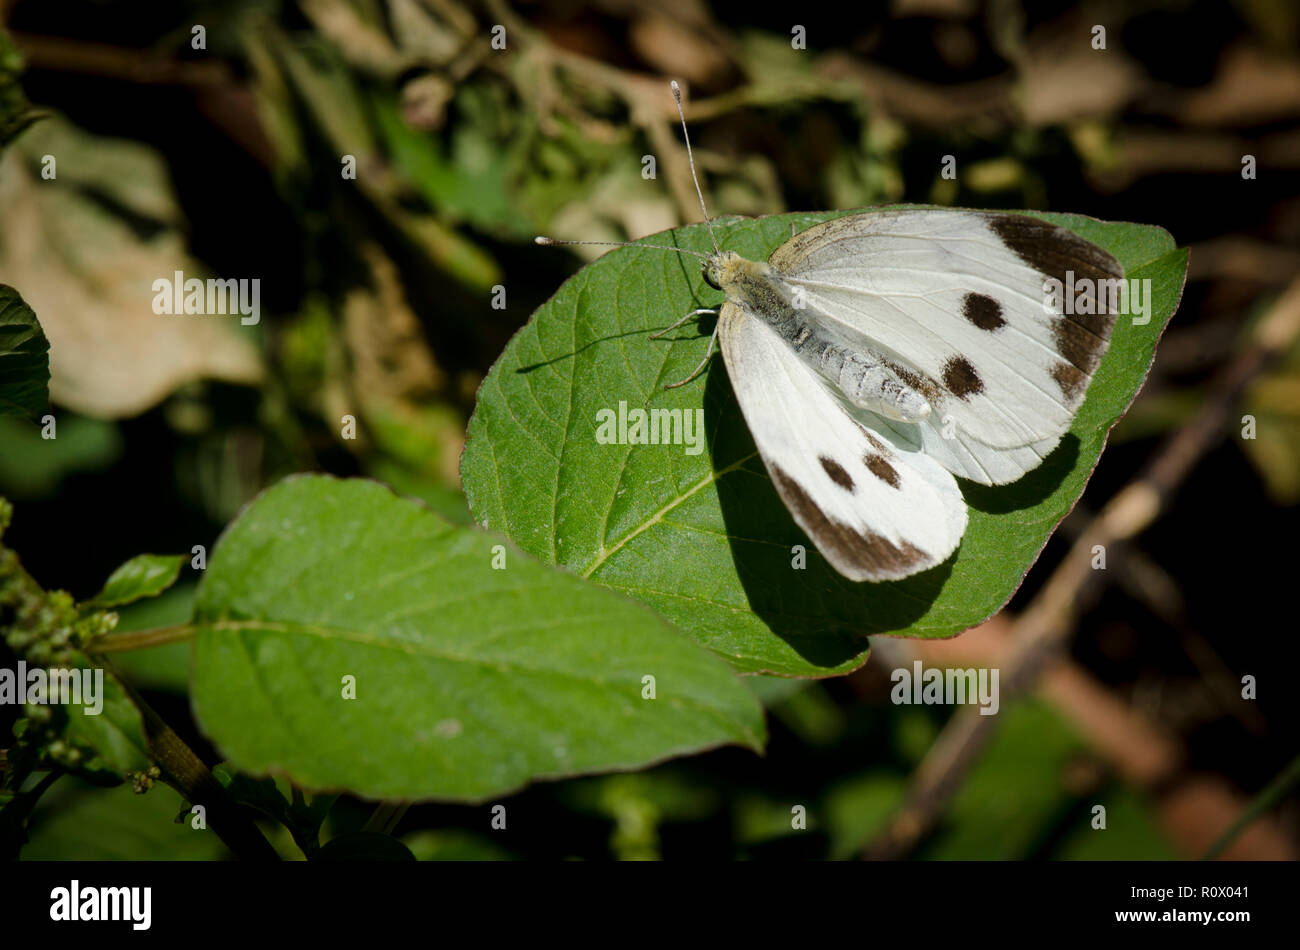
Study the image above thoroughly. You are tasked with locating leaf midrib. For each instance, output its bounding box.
[580,450,759,579]
[198,617,759,744]
[197,616,726,691]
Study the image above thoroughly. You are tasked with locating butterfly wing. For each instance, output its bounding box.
[717,301,967,581]
[770,210,1122,485]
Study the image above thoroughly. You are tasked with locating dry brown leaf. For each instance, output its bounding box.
[628,14,729,86]
[1021,21,1141,125]
[1160,43,1300,128]
[0,120,262,419]
[343,241,445,404]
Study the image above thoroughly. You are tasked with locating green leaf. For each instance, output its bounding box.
[1053,788,1176,860]
[919,700,1174,860]
[1240,319,1300,505]
[461,208,1187,676]
[0,284,50,422]
[84,554,185,609]
[56,669,152,783]
[399,829,516,860]
[920,700,1086,860]
[371,87,533,239]
[21,778,229,861]
[0,413,121,500]
[211,763,335,857]
[823,772,907,860]
[190,475,765,802]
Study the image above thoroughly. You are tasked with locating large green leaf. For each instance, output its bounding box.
[0,285,49,422]
[190,475,764,802]
[461,208,1187,676]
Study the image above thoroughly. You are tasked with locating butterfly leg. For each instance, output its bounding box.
[649,308,718,340]
[662,320,721,389]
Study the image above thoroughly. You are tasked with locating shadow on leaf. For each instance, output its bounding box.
[960,434,1079,514]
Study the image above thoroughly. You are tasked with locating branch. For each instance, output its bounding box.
[10,32,232,86]
[115,672,280,861]
[1201,752,1300,860]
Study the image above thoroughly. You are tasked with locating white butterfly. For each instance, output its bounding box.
[539,82,1122,582]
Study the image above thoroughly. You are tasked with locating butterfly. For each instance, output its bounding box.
[539,82,1122,582]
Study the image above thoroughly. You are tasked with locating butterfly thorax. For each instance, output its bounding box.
[706,252,796,318]
[706,251,931,424]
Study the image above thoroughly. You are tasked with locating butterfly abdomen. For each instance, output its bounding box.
[808,339,931,423]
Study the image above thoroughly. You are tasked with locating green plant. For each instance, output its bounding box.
[0,209,1187,859]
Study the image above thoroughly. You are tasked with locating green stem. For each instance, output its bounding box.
[1200,751,1300,860]
[363,801,410,836]
[115,673,280,861]
[90,623,197,653]
[0,769,62,859]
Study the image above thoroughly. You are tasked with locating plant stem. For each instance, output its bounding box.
[0,769,62,860]
[91,623,197,652]
[1201,751,1300,860]
[115,674,280,861]
[363,801,410,836]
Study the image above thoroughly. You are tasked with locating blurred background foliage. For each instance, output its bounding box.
[1,0,1298,859]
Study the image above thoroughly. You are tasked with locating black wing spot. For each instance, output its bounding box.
[942,356,985,399]
[819,456,855,491]
[962,292,1005,331]
[864,454,901,489]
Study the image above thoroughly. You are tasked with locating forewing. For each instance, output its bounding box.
[770,210,1122,483]
[717,302,967,582]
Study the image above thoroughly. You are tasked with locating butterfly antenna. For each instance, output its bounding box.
[533,236,709,260]
[670,80,720,257]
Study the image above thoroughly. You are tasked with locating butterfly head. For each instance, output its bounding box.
[703,251,751,293]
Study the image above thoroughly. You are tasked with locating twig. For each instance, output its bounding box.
[482,0,708,226]
[1057,508,1267,734]
[864,274,1300,860]
[363,801,410,836]
[894,622,1291,857]
[90,623,196,653]
[116,671,280,861]
[10,32,232,86]
[1201,751,1300,860]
